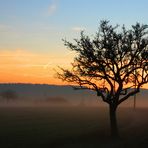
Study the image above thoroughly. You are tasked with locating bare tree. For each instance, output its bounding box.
[57,20,148,137]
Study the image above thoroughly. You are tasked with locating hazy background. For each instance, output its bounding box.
[0,83,147,108]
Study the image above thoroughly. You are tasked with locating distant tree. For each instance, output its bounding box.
[0,90,18,102]
[57,20,148,138]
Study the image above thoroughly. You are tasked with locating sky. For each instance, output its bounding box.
[0,0,148,85]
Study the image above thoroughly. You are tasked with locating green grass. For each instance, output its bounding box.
[0,106,148,148]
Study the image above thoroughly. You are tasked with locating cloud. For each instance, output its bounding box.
[0,49,73,70]
[72,27,86,32]
[48,0,58,16]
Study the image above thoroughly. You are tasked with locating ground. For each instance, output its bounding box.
[0,106,148,148]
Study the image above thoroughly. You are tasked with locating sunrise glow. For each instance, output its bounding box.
[0,0,148,87]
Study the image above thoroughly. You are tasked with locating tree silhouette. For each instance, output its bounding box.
[0,90,18,102]
[57,20,148,137]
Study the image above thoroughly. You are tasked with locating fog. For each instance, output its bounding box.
[0,83,148,108]
[0,95,148,109]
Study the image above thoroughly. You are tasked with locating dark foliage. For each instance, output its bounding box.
[0,90,18,102]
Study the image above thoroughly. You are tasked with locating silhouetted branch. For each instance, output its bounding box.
[57,20,148,106]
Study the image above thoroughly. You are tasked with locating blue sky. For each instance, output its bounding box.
[0,0,148,84]
[0,0,148,52]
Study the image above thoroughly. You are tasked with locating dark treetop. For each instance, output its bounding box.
[58,20,148,106]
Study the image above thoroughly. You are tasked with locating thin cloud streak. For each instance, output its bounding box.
[72,27,86,32]
[0,49,73,84]
[48,0,58,16]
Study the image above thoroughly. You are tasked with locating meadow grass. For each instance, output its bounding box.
[0,106,148,148]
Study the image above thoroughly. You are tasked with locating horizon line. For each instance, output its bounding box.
[0,82,148,90]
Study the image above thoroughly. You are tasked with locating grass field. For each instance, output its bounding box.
[0,106,148,148]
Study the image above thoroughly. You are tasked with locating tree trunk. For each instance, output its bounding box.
[109,104,119,138]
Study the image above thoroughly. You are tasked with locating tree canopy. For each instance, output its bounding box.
[58,20,148,106]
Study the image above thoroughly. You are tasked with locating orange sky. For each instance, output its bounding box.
[1,0,148,90]
[0,49,148,88]
[0,49,74,85]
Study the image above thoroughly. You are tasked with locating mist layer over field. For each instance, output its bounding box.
[0,84,148,109]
